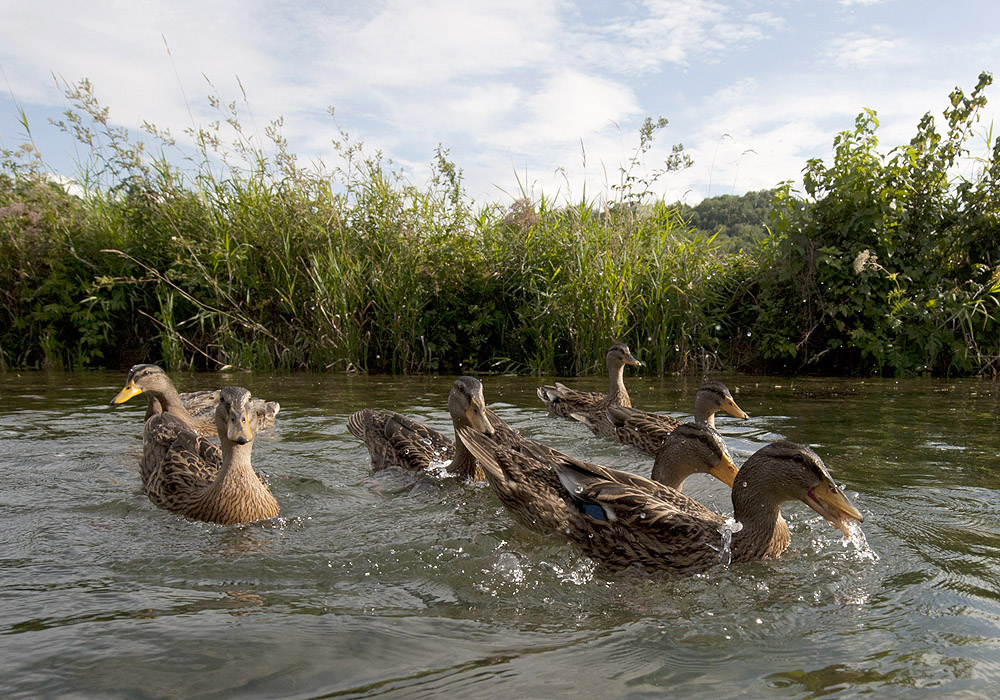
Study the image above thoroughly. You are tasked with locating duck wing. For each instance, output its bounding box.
[347,408,455,472]
[605,405,683,456]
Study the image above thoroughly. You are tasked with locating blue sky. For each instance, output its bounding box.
[1,0,997,206]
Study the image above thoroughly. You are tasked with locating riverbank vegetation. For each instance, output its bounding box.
[2,74,997,376]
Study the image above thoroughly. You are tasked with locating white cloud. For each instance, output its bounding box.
[307,0,562,91]
[0,0,996,207]
[824,30,914,69]
[598,0,784,71]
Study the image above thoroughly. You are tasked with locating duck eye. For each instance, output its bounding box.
[792,454,804,463]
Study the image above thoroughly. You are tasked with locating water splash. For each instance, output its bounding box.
[843,520,879,561]
[544,558,596,586]
[428,459,454,479]
[717,518,744,565]
[492,551,526,584]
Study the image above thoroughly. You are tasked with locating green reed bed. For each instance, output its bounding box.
[1,76,998,376]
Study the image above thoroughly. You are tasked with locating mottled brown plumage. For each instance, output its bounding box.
[458,428,862,575]
[604,381,748,456]
[456,420,740,533]
[536,343,642,437]
[347,376,497,480]
[134,386,279,525]
[110,364,280,437]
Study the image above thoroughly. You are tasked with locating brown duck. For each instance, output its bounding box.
[458,427,862,575]
[455,417,741,538]
[604,381,748,456]
[111,364,280,437]
[536,342,642,437]
[134,386,279,525]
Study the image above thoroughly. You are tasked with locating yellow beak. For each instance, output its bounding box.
[805,480,864,536]
[708,452,738,488]
[466,402,495,437]
[110,381,143,405]
[722,395,749,420]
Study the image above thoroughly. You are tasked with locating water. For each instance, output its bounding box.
[1,371,999,698]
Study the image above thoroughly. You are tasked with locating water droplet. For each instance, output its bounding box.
[575,486,584,494]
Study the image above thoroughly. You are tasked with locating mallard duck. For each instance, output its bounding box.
[347,376,497,480]
[457,426,862,575]
[604,381,748,455]
[536,342,642,437]
[137,386,279,524]
[111,364,280,437]
[455,418,740,537]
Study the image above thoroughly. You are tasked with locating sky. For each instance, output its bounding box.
[1,0,998,207]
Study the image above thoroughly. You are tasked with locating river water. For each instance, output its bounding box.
[1,371,998,698]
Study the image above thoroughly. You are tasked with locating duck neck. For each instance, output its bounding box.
[198,438,276,524]
[692,391,717,427]
[649,445,694,491]
[213,439,255,492]
[452,430,485,481]
[605,362,630,407]
[150,383,194,423]
[145,396,164,421]
[730,482,791,562]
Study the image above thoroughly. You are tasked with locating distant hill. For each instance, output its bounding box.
[674,189,776,252]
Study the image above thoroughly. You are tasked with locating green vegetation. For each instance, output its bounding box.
[1,75,997,376]
[756,72,999,375]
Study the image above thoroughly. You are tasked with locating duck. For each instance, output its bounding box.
[111,364,280,437]
[604,381,748,456]
[347,376,497,481]
[135,386,279,524]
[457,426,863,575]
[454,418,740,537]
[536,342,642,437]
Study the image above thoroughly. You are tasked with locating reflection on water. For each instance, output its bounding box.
[0,371,999,698]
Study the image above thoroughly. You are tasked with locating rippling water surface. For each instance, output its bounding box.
[1,371,999,698]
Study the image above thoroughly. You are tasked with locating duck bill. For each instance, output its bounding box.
[708,453,738,488]
[624,352,642,367]
[722,396,749,420]
[110,381,143,405]
[805,480,863,536]
[466,404,495,437]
